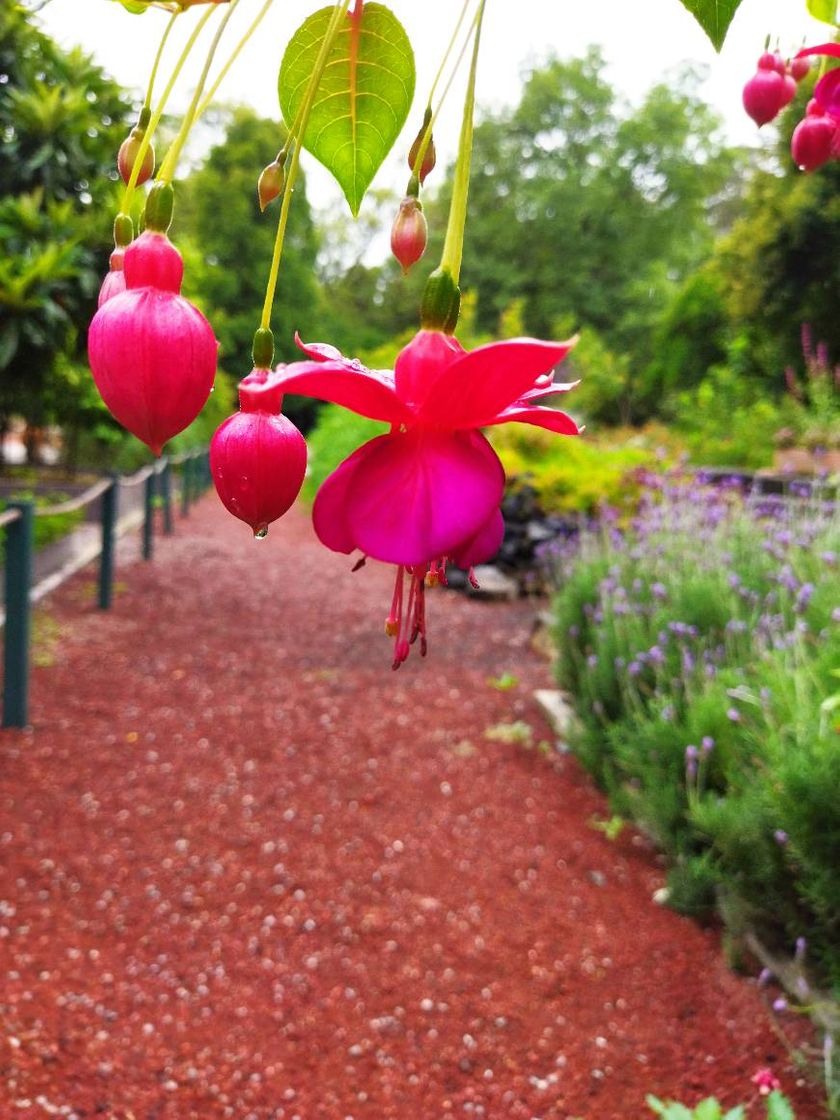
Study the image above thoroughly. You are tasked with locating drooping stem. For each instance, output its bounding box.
[258,0,351,338]
[439,0,486,285]
[157,0,241,185]
[145,8,179,110]
[412,1,479,186]
[121,5,215,213]
[194,0,275,121]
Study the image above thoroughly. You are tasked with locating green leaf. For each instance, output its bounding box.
[694,1100,722,1120]
[279,3,415,216]
[766,1092,795,1120]
[722,1108,746,1120]
[806,0,839,25]
[677,0,743,51]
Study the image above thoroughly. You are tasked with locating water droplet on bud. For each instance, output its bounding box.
[254,526,268,539]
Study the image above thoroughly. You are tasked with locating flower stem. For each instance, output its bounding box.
[144,8,179,111]
[194,0,275,121]
[258,0,351,336]
[157,0,241,186]
[439,0,486,286]
[412,1,479,186]
[121,5,215,213]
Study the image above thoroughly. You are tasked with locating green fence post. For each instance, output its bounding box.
[143,471,155,560]
[161,460,174,535]
[98,477,118,610]
[181,456,192,517]
[2,501,34,729]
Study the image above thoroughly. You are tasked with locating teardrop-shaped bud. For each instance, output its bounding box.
[408,127,436,185]
[742,68,785,126]
[88,285,217,455]
[790,56,810,82]
[210,369,307,535]
[390,196,427,274]
[791,111,838,171]
[117,126,155,186]
[258,159,285,211]
[98,248,127,308]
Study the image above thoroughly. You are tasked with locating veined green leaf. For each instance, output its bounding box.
[279,3,415,216]
[806,0,839,25]
[677,0,743,51]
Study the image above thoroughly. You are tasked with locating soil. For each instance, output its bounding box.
[0,498,826,1119]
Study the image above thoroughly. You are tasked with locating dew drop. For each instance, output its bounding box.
[254,526,268,540]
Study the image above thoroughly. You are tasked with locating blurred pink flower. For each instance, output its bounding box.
[751,1067,782,1096]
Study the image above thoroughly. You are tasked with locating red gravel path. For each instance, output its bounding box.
[0,499,824,1119]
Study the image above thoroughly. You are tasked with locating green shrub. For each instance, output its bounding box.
[551,471,840,993]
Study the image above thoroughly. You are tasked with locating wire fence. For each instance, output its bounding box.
[1,448,212,729]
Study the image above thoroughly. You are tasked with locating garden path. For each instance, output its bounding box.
[0,497,825,1119]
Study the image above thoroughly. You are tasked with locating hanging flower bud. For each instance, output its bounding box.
[98,248,127,307]
[408,109,436,185]
[791,102,838,172]
[779,71,798,109]
[210,369,307,537]
[390,196,427,274]
[88,230,217,455]
[117,123,155,186]
[258,156,286,212]
[742,66,786,126]
[790,56,810,82]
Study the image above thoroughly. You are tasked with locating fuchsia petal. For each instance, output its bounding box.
[415,337,577,429]
[271,361,410,424]
[451,507,505,569]
[797,43,840,61]
[519,380,581,402]
[814,69,840,119]
[394,329,465,410]
[343,429,505,566]
[295,334,356,366]
[485,404,581,435]
[311,441,375,554]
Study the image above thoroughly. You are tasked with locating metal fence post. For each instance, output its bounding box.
[161,460,174,535]
[2,501,34,729]
[98,477,118,610]
[181,456,192,517]
[143,471,155,560]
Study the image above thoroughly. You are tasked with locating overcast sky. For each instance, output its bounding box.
[36,0,825,211]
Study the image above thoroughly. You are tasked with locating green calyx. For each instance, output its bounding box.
[113,212,134,248]
[420,267,461,334]
[138,105,152,131]
[144,181,175,233]
[252,327,275,369]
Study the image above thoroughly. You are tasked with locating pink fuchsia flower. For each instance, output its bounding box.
[796,44,840,123]
[751,1068,781,1096]
[97,248,127,307]
[271,328,579,666]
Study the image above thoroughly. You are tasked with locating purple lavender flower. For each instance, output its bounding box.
[773,997,788,1013]
[774,829,789,846]
[651,582,668,601]
[661,705,675,722]
[628,661,642,678]
[685,744,699,762]
[701,736,715,754]
[795,583,815,612]
[795,936,807,961]
[587,654,599,669]
[831,608,840,624]
[726,707,741,723]
[758,967,772,987]
[648,646,666,665]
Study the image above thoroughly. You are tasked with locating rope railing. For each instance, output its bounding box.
[1,447,212,729]
[32,478,112,519]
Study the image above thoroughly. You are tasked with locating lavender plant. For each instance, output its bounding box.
[549,470,840,990]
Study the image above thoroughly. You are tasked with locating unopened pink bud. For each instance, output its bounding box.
[779,73,797,109]
[98,248,127,308]
[390,197,427,274]
[117,127,155,186]
[743,68,786,126]
[791,111,838,171]
[211,370,307,536]
[258,159,285,212]
[790,56,810,82]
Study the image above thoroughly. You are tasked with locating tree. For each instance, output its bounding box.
[0,5,132,461]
